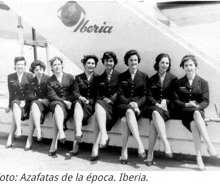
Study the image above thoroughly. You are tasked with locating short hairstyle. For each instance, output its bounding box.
[29,60,46,73]
[154,53,171,72]
[81,55,99,66]
[124,50,141,66]
[101,51,118,66]
[180,54,198,68]
[49,57,63,67]
[49,57,63,73]
[14,56,26,66]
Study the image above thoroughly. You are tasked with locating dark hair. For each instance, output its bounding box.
[81,55,99,66]
[154,53,171,72]
[14,56,26,66]
[124,50,141,66]
[101,51,118,66]
[180,54,198,68]
[29,60,46,73]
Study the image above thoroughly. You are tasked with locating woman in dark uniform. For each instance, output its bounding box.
[5,56,33,148]
[70,55,99,156]
[144,53,177,166]
[24,60,50,150]
[47,57,75,156]
[91,52,120,161]
[117,50,149,164]
[174,54,219,171]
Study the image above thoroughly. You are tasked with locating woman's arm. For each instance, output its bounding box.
[7,75,14,108]
[136,74,149,107]
[198,79,209,109]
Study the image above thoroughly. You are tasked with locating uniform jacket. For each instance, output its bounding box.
[47,72,75,102]
[73,72,99,106]
[8,72,33,107]
[174,74,209,110]
[148,72,177,106]
[97,69,120,103]
[117,69,149,108]
[26,74,50,102]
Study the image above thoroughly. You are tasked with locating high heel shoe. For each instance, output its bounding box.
[120,159,128,165]
[48,150,57,156]
[24,146,32,151]
[138,152,146,159]
[119,157,128,165]
[91,155,99,161]
[15,129,22,138]
[207,149,220,159]
[37,130,42,141]
[60,138,66,144]
[198,167,206,171]
[37,137,42,142]
[69,150,79,156]
[99,137,110,149]
[144,159,155,166]
[5,144,13,148]
[75,134,83,143]
[164,151,173,158]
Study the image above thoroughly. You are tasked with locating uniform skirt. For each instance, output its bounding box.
[144,105,170,122]
[72,99,94,126]
[179,107,205,132]
[49,101,72,130]
[96,99,118,131]
[30,100,50,124]
[117,104,142,120]
[11,99,29,121]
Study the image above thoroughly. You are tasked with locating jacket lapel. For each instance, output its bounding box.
[61,72,67,85]
[39,74,47,85]
[182,75,191,89]
[152,73,161,88]
[102,71,108,83]
[32,76,38,85]
[110,70,118,83]
[191,75,200,90]
[163,73,172,89]
[124,69,133,84]
[20,72,28,87]
[82,72,89,84]
[12,73,20,87]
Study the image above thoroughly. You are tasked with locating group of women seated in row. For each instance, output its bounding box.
[5,50,219,171]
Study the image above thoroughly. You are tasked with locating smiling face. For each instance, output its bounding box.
[34,65,44,78]
[51,59,63,74]
[183,59,196,76]
[84,58,96,73]
[158,57,170,74]
[128,54,138,70]
[15,60,26,74]
[104,57,115,71]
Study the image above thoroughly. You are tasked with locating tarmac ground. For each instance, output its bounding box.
[0,132,220,171]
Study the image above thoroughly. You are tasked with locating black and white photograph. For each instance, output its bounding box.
[0,0,220,183]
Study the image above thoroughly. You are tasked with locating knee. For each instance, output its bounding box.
[95,103,101,110]
[193,110,201,119]
[75,102,82,110]
[31,102,39,111]
[125,109,134,117]
[152,110,159,119]
[12,103,19,110]
[54,104,61,112]
[95,103,104,114]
